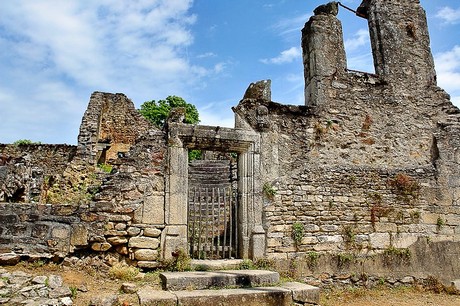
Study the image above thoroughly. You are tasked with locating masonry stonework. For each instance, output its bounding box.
[1,0,460,286]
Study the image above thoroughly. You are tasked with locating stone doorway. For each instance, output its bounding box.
[162,122,264,260]
[188,156,239,259]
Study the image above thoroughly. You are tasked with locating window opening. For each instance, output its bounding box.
[338,2,375,74]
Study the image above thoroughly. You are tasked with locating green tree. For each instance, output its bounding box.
[13,139,41,145]
[139,95,200,128]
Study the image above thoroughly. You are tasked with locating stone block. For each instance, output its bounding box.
[301,236,318,245]
[175,287,292,306]
[70,224,88,246]
[51,225,70,239]
[251,226,266,259]
[369,233,391,249]
[143,228,162,238]
[143,196,165,224]
[161,270,280,291]
[91,242,112,252]
[115,223,127,231]
[135,249,159,261]
[32,223,50,239]
[115,245,128,255]
[137,261,161,269]
[127,227,141,236]
[280,282,320,305]
[137,286,176,306]
[129,237,160,249]
[393,233,418,248]
[162,225,188,260]
[107,236,128,246]
[104,230,128,236]
[0,253,20,265]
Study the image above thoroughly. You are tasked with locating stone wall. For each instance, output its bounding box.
[0,0,459,285]
[0,92,168,269]
[0,144,77,203]
[233,0,460,283]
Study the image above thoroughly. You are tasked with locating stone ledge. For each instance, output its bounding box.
[137,283,320,306]
[280,282,320,304]
[160,269,279,291]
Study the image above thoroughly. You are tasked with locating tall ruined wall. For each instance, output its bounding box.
[0,93,168,268]
[235,0,460,283]
[77,92,152,165]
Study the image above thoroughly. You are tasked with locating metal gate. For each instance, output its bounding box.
[188,186,238,259]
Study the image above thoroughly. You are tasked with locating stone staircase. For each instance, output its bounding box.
[137,269,320,305]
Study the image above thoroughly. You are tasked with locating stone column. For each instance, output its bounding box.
[366,0,436,89]
[162,123,189,260]
[238,141,265,260]
[301,3,347,107]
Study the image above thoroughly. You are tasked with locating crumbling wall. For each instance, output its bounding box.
[1,0,459,285]
[234,0,460,283]
[0,93,168,268]
[0,144,77,203]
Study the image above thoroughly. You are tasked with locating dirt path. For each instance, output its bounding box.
[3,263,460,306]
[321,287,460,306]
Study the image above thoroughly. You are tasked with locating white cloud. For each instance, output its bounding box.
[436,7,460,25]
[435,45,460,91]
[345,29,370,51]
[0,0,212,143]
[198,103,234,128]
[434,45,460,109]
[271,14,310,39]
[197,52,217,59]
[260,47,301,65]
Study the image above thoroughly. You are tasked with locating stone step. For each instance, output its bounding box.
[190,259,243,270]
[160,269,279,291]
[138,282,320,306]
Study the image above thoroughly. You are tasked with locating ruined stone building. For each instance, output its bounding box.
[1,0,459,284]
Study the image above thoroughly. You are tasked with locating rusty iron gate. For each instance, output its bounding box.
[188,186,238,259]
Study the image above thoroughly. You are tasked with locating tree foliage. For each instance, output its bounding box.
[139,95,200,128]
[13,139,41,145]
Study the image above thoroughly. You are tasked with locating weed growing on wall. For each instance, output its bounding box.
[292,222,304,250]
[306,251,319,270]
[337,252,355,267]
[387,173,421,204]
[263,182,277,200]
[436,216,445,230]
[383,246,411,266]
[97,163,113,173]
[342,225,356,244]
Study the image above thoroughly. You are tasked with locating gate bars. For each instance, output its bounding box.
[188,186,238,259]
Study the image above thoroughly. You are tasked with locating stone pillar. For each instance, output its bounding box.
[301,3,347,107]
[365,0,436,89]
[238,151,250,258]
[238,142,265,260]
[162,121,189,259]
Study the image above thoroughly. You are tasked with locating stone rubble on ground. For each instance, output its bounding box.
[0,268,73,306]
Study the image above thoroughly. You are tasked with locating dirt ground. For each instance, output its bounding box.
[3,262,159,306]
[321,286,460,306]
[4,262,460,306]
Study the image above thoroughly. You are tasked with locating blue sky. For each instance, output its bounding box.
[1,0,459,144]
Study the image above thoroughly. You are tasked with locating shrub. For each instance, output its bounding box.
[108,263,140,281]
